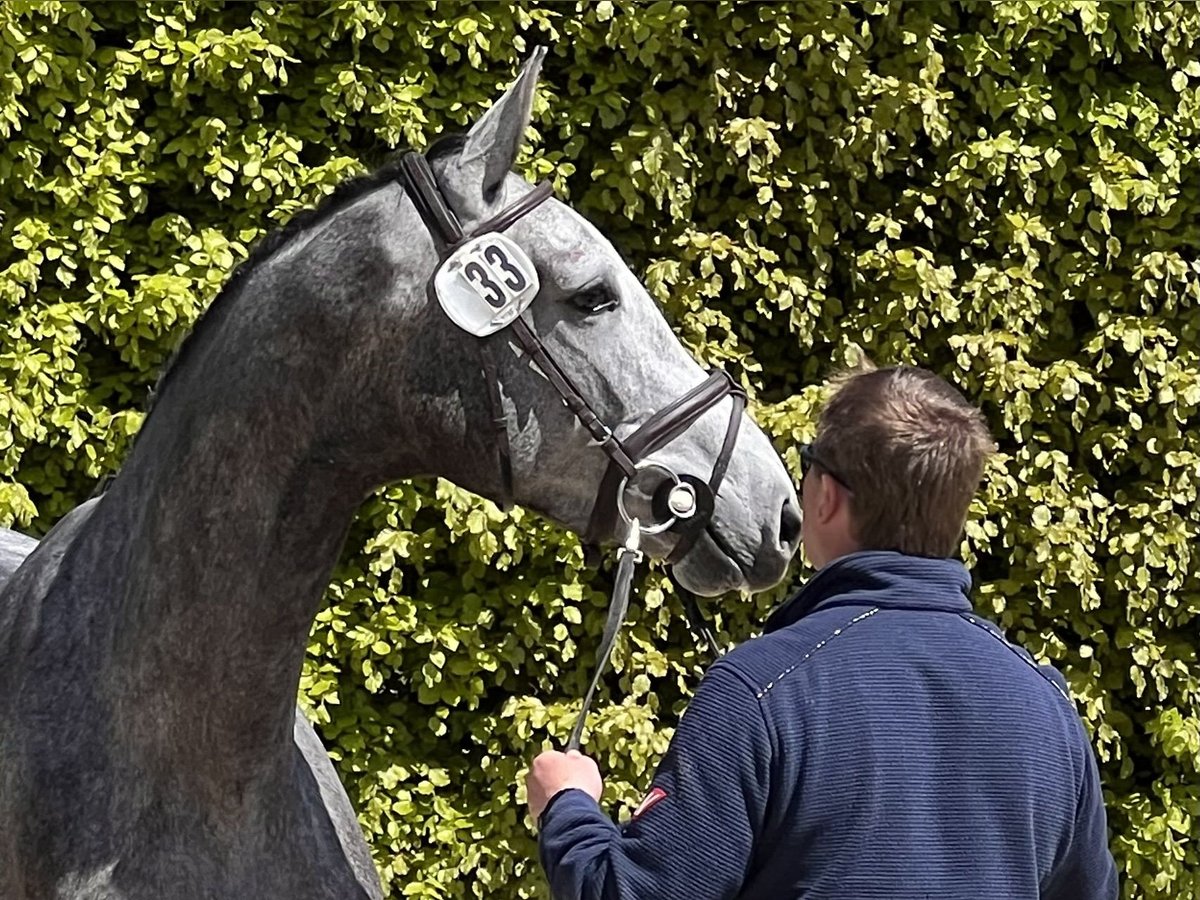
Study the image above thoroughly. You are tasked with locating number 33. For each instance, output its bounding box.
[464,244,529,308]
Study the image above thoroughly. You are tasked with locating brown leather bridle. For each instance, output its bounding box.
[399,151,734,747]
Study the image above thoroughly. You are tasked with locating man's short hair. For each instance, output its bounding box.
[814,364,995,558]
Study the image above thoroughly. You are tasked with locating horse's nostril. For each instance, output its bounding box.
[778,496,802,551]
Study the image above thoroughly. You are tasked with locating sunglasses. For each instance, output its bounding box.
[799,442,853,492]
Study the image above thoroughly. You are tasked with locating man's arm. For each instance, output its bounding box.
[536,663,773,900]
[1041,722,1120,900]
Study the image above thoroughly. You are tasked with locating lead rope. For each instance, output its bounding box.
[567,521,643,752]
[566,524,728,750]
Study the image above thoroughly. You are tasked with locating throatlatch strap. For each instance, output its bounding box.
[567,545,637,751]
[477,341,514,510]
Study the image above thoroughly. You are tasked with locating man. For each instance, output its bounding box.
[526,364,1119,899]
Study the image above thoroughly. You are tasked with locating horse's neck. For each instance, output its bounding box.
[55,188,471,785]
[95,372,372,779]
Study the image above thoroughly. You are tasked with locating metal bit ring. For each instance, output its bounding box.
[616,461,682,535]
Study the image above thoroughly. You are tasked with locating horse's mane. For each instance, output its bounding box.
[84,134,470,499]
[143,133,468,418]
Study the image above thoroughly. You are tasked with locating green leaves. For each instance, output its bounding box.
[2,2,1199,898]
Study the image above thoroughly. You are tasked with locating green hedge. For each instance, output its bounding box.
[2,1,1198,897]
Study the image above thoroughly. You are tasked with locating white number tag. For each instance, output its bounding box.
[434,233,539,336]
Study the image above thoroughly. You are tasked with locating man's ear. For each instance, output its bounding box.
[460,46,547,201]
[814,473,845,525]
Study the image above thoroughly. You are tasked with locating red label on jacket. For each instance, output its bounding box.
[631,786,667,821]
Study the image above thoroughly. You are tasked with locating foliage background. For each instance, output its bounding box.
[1,0,1197,897]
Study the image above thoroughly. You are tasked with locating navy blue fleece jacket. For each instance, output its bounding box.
[538,551,1118,899]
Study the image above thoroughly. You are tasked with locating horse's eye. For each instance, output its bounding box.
[570,285,619,314]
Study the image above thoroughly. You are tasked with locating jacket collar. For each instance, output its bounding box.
[765,550,973,634]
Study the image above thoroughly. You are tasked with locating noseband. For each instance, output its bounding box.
[399,151,734,747]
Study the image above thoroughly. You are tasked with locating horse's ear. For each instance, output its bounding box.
[461,46,547,200]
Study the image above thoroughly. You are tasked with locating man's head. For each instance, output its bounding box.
[800,364,995,569]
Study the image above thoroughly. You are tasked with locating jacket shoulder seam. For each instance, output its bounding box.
[958,613,1074,706]
[754,606,882,700]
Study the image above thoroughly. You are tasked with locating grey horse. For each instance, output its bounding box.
[0,51,800,899]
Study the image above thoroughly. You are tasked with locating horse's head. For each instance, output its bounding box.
[414,50,799,596]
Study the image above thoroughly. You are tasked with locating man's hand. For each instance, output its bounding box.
[526,749,603,822]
